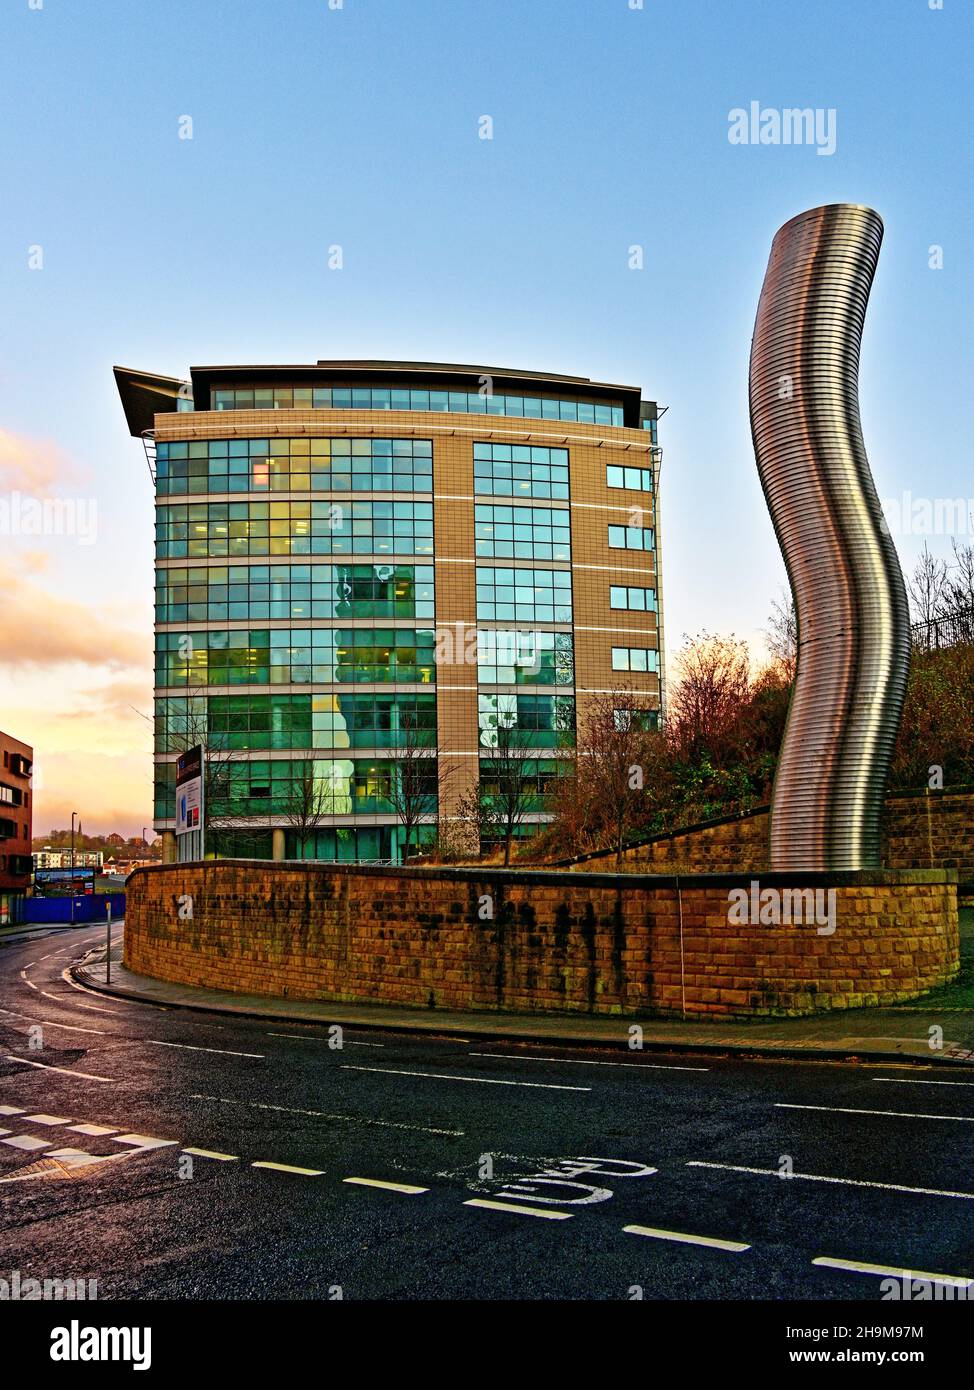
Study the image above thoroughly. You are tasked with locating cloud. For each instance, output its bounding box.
[0,429,81,493]
[0,559,148,672]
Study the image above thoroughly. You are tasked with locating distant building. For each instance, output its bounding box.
[105,833,126,847]
[33,849,104,870]
[0,731,33,897]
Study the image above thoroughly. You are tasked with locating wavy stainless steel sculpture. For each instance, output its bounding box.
[749,204,910,871]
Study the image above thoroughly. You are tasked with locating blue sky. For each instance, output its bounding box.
[0,0,970,832]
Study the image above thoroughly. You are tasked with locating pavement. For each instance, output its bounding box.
[3,921,974,1301]
[70,913,974,1067]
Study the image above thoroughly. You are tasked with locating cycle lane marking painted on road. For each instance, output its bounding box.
[776,1102,974,1123]
[688,1160,974,1201]
[469,1051,709,1073]
[341,1065,590,1092]
[812,1257,973,1287]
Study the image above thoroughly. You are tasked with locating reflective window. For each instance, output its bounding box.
[607,524,655,551]
[610,647,660,673]
[154,692,437,752]
[154,437,433,497]
[476,630,574,686]
[609,585,658,612]
[473,443,569,500]
[477,694,575,749]
[474,504,571,562]
[613,708,660,731]
[209,385,624,427]
[155,499,433,559]
[606,464,653,492]
[155,564,434,622]
[155,628,437,686]
[475,567,572,624]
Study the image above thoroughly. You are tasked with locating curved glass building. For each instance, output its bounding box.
[115,361,664,863]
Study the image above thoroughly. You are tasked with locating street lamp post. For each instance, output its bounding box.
[70,810,78,927]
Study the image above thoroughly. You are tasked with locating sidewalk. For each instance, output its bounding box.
[73,950,974,1067]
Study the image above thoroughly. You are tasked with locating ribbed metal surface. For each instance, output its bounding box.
[749,204,910,870]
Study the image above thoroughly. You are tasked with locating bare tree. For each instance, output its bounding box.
[481,714,538,866]
[908,544,949,641]
[765,588,798,679]
[389,711,438,864]
[280,761,331,860]
[575,692,661,866]
[667,632,752,765]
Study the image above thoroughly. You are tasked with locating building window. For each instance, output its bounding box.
[155,499,434,560]
[475,567,573,624]
[154,437,433,498]
[609,585,657,612]
[155,627,437,687]
[473,443,569,501]
[474,504,571,562]
[155,563,434,623]
[613,708,659,731]
[607,525,655,552]
[478,694,575,749]
[209,385,624,427]
[476,630,574,686]
[611,647,660,673]
[606,464,652,492]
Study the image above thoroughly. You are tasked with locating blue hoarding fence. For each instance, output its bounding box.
[8,893,125,925]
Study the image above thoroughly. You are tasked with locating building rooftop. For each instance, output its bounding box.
[114,360,653,435]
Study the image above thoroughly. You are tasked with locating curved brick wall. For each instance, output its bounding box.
[124,863,959,1020]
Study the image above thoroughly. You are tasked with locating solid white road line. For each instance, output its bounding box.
[463,1198,572,1220]
[110,1133,177,1150]
[688,1159,974,1201]
[342,1065,590,1092]
[181,1147,239,1162]
[343,1177,429,1194]
[68,1124,119,1136]
[252,1160,323,1176]
[147,1040,264,1059]
[872,1076,974,1088]
[624,1224,750,1252]
[267,1033,384,1047]
[4,1055,115,1083]
[191,1093,464,1138]
[776,1102,974,1123]
[812,1256,973,1287]
[470,1051,709,1073]
[1,1134,51,1151]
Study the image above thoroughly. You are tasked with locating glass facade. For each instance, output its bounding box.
[156,499,434,559]
[210,384,624,426]
[155,437,433,497]
[155,693,437,752]
[476,630,574,685]
[156,564,434,623]
[479,758,563,811]
[156,628,437,686]
[474,504,571,562]
[473,443,569,500]
[475,568,573,624]
[477,694,575,749]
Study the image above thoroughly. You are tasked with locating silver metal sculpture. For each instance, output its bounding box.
[749,204,910,871]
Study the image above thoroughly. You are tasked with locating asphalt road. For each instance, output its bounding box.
[1,923,972,1302]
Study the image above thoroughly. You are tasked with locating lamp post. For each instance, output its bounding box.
[70,811,79,927]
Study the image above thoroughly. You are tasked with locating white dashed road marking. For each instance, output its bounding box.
[470,1051,709,1073]
[688,1160,974,1201]
[464,1198,572,1220]
[342,1065,590,1092]
[181,1148,239,1162]
[252,1161,323,1176]
[68,1124,119,1137]
[872,1076,974,1088]
[0,1106,25,1116]
[777,1102,974,1123]
[812,1256,973,1287]
[624,1224,750,1252]
[4,1056,115,1083]
[192,1093,464,1138]
[343,1177,428,1194]
[24,1114,71,1126]
[147,1041,264,1059]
